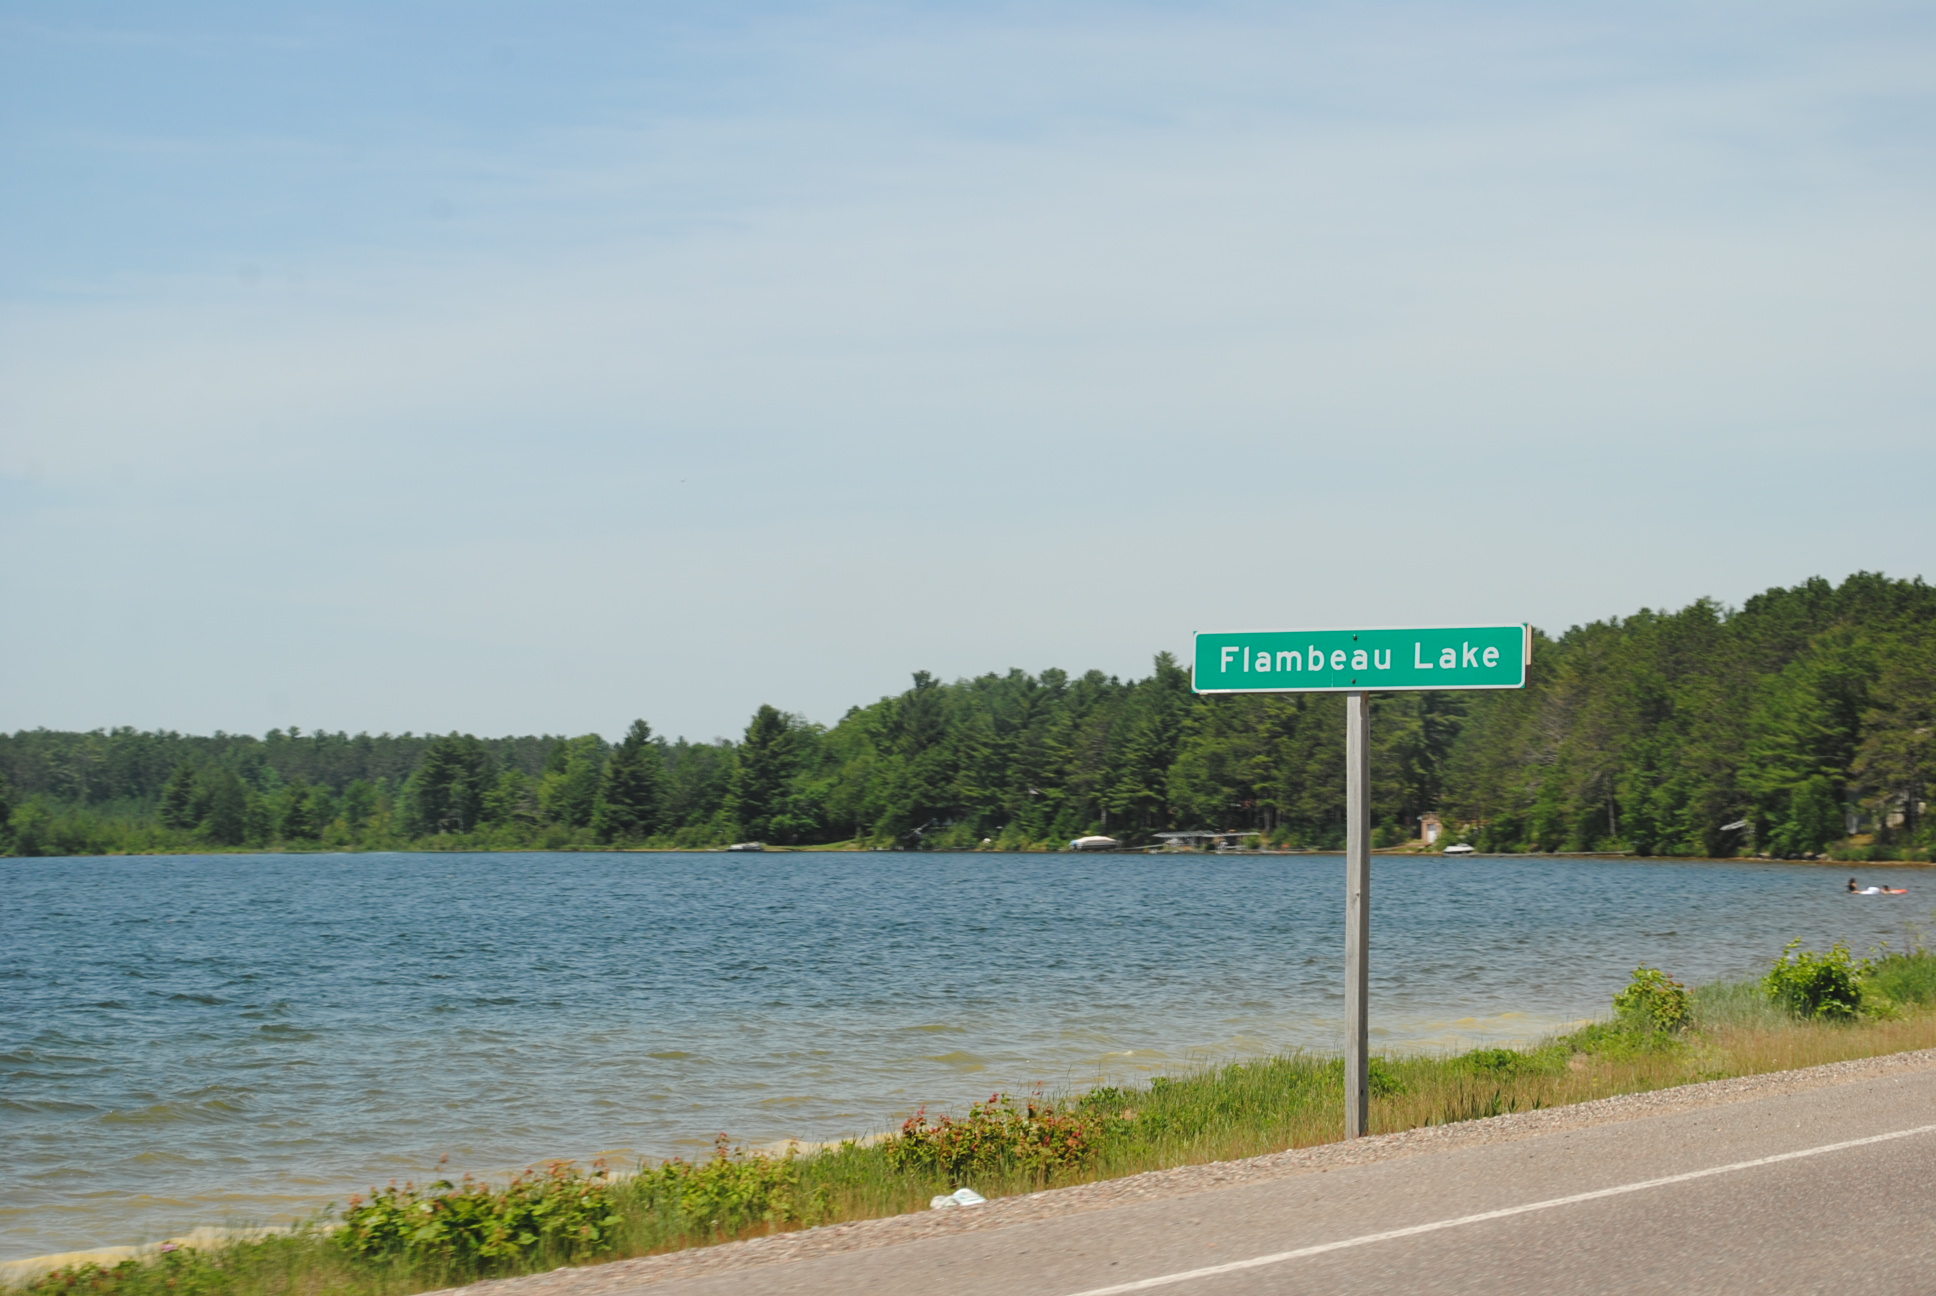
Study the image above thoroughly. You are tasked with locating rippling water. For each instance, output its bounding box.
[4,850,1930,1260]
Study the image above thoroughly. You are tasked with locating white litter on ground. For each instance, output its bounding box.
[929,1188,987,1209]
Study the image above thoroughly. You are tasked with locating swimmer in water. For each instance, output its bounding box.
[1849,877,1860,892]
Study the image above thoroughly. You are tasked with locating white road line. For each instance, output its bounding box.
[1060,1121,1936,1296]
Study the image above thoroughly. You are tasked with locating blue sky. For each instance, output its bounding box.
[3,2,1932,742]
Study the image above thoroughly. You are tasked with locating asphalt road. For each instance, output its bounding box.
[638,1066,1936,1296]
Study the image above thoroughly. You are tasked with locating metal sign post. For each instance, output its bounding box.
[1192,625,1531,1140]
[1344,690,1371,1137]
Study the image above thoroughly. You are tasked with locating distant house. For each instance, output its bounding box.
[1154,830,1263,851]
[1419,813,1444,846]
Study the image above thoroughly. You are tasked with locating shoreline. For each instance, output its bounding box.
[428,1046,1936,1295]
[5,847,1926,865]
[13,1014,1936,1286]
[0,1230,283,1287]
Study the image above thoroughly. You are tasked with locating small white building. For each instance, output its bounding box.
[1420,813,1444,846]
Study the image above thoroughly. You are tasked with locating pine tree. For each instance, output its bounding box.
[593,720,664,843]
[159,764,200,830]
[727,705,796,842]
[200,769,251,845]
[402,735,493,835]
[1106,652,1191,832]
[538,736,606,830]
[279,782,322,841]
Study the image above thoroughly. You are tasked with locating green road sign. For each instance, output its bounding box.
[1192,623,1532,1140]
[1193,624,1531,694]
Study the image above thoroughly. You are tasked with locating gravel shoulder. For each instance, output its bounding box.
[436,1046,1936,1296]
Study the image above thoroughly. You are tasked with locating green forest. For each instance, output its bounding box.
[2,573,1932,860]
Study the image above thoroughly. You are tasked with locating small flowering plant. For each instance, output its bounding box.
[887,1090,1102,1183]
[1612,966,1692,1033]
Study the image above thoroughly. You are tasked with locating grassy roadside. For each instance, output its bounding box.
[19,946,1936,1296]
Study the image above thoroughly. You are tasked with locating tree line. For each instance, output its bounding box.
[1,573,1930,859]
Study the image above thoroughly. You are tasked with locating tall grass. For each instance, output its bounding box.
[21,952,1936,1296]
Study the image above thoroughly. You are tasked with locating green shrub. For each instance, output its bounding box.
[1764,940,1868,1021]
[886,1091,1101,1184]
[1367,1057,1406,1096]
[332,1144,828,1275]
[1613,966,1692,1033]
[1076,1085,1129,1111]
[1461,1047,1520,1072]
[338,1160,623,1269]
[1454,1046,1564,1078]
[631,1138,829,1237]
[1561,1018,1680,1059]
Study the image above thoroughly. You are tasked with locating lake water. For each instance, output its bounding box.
[4,850,1931,1261]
